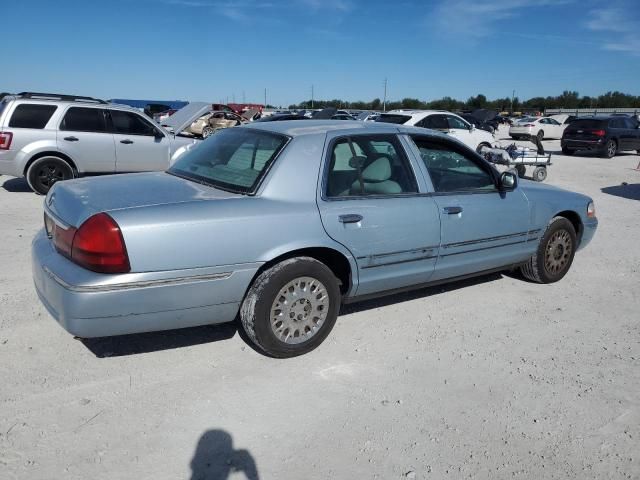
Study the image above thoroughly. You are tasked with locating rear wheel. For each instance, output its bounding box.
[26,156,74,195]
[520,216,576,283]
[602,139,617,158]
[561,146,574,155]
[240,257,341,358]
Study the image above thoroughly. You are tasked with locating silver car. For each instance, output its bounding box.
[0,92,198,194]
[32,121,598,357]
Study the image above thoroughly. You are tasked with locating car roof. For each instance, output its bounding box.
[8,96,143,113]
[242,119,448,139]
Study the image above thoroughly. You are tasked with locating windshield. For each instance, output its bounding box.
[375,114,412,125]
[168,128,289,194]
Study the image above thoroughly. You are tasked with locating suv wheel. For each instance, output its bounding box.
[520,217,576,284]
[240,257,341,358]
[561,146,574,155]
[26,156,74,195]
[602,139,617,158]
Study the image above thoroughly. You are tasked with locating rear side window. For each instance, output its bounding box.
[567,119,605,130]
[60,107,107,133]
[8,104,57,129]
[325,134,418,198]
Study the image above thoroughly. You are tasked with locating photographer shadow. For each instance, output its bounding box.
[191,429,259,480]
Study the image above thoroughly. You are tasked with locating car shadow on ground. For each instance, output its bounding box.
[1,177,32,192]
[80,322,238,358]
[190,429,259,480]
[601,183,640,201]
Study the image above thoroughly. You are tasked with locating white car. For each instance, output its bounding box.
[375,110,495,152]
[509,116,567,140]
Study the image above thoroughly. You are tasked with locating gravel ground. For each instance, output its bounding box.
[1,125,639,480]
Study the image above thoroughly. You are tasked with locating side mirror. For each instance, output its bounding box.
[154,130,165,139]
[470,123,476,131]
[500,171,517,190]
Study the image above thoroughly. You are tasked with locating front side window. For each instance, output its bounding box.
[446,115,469,130]
[168,128,288,193]
[60,107,107,133]
[410,136,495,193]
[110,110,158,136]
[9,104,57,129]
[325,135,417,198]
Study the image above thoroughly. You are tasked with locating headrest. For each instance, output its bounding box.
[362,156,391,182]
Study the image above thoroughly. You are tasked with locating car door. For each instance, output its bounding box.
[57,107,116,173]
[443,114,475,148]
[628,117,640,149]
[547,118,563,138]
[621,117,640,150]
[108,109,170,172]
[408,135,532,281]
[317,133,441,297]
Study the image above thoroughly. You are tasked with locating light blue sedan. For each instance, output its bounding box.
[32,121,598,357]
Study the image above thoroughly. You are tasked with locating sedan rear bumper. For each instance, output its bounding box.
[32,230,259,338]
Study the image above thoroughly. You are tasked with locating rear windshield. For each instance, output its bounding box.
[0,98,10,120]
[8,103,57,129]
[168,128,289,194]
[375,114,412,125]
[517,117,537,123]
[566,119,606,130]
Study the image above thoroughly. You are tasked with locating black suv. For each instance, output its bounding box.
[561,115,640,158]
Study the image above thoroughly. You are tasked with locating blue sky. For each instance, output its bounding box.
[3,0,639,106]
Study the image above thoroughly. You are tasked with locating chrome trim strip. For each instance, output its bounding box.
[361,254,438,269]
[43,267,232,292]
[442,231,529,249]
[440,239,526,257]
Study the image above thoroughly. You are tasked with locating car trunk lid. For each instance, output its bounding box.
[45,172,240,228]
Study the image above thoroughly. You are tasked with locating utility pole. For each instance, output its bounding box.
[510,89,515,113]
[311,84,314,109]
[232,93,236,103]
[264,88,267,107]
[383,78,387,112]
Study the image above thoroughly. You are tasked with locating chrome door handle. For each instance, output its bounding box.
[63,136,79,142]
[339,214,363,224]
[443,206,462,215]
[120,139,134,144]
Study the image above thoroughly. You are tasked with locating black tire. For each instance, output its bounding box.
[476,142,491,153]
[520,216,576,283]
[515,164,526,178]
[602,139,617,158]
[26,156,74,195]
[532,166,547,182]
[510,135,519,140]
[561,146,574,155]
[536,130,544,141]
[240,257,341,358]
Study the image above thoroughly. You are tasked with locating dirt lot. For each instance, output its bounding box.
[1,126,639,480]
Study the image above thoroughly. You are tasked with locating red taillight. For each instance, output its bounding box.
[0,132,12,150]
[590,129,606,137]
[71,213,130,273]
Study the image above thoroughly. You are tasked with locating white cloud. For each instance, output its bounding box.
[431,0,572,38]
[586,4,640,56]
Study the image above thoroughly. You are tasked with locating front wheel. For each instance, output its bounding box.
[26,156,74,195]
[476,142,491,153]
[240,257,341,358]
[532,166,547,182]
[202,126,215,138]
[520,217,576,283]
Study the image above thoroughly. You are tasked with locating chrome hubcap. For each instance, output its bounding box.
[544,230,572,275]
[270,276,329,344]
[608,142,616,156]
